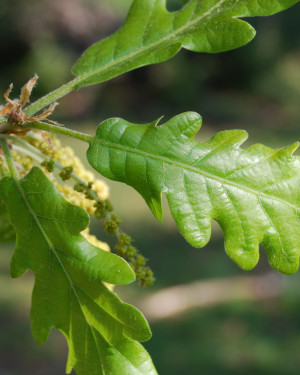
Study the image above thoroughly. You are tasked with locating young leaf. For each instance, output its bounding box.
[0,167,157,375]
[72,0,299,88]
[87,113,300,275]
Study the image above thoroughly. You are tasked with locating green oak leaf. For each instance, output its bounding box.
[72,0,299,88]
[0,197,15,241]
[87,113,300,275]
[0,167,157,375]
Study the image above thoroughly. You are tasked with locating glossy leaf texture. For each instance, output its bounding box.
[0,167,157,375]
[87,113,300,274]
[0,198,15,241]
[72,0,299,88]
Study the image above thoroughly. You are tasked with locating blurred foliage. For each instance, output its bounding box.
[0,0,299,374]
[145,295,300,375]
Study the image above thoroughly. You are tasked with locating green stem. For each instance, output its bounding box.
[24,77,81,117]
[0,138,19,180]
[23,121,94,143]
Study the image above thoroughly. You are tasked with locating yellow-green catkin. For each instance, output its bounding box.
[16,131,111,253]
[28,132,109,215]
[9,131,154,285]
[11,151,34,177]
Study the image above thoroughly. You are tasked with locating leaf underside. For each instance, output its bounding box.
[0,167,157,375]
[87,113,300,275]
[72,0,299,88]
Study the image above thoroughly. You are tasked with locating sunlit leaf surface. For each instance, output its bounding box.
[72,0,299,87]
[87,112,300,274]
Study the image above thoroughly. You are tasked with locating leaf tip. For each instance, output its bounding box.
[267,250,299,275]
[226,245,259,272]
[166,111,202,138]
[283,141,299,156]
[10,249,28,278]
[149,197,163,222]
[151,115,165,127]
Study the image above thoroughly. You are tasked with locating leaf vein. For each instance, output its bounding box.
[91,137,298,211]
[226,149,279,179]
[76,0,228,85]
[258,197,287,259]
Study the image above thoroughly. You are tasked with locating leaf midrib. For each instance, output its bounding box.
[11,176,107,371]
[90,137,299,212]
[13,176,146,374]
[54,246,148,336]
[75,0,227,83]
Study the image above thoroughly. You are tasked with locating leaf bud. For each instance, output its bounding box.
[59,166,73,181]
[74,182,86,192]
[119,232,132,245]
[41,159,54,172]
[111,214,121,226]
[94,207,106,219]
[103,219,119,235]
[125,245,137,258]
[114,243,127,257]
[84,189,95,200]
[104,199,114,212]
[141,268,155,287]
[135,254,146,267]
[136,267,155,287]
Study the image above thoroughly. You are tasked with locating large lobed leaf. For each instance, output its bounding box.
[0,167,157,375]
[87,113,300,274]
[72,0,299,88]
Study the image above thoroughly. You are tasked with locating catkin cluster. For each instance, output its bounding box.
[32,132,154,286]
[1,131,154,286]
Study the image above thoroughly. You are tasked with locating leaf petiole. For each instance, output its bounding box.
[23,121,93,143]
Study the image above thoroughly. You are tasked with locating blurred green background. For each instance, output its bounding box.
[0,0,300,374]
